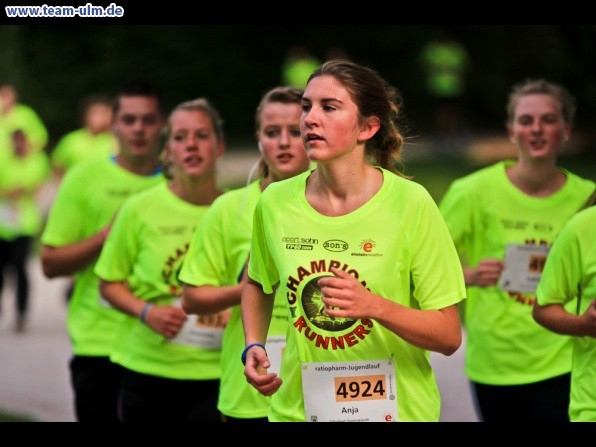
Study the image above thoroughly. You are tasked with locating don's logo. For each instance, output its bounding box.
[323,240,348,252]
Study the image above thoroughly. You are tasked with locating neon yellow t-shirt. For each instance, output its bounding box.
[95,182,222,380]
[248,168,466,422]
[0,151,50,239]
[440,160,595,385]
[536,206,596,421]
[41,157,164,356]
[282,57,321,89]
[51,128,118,173]
[420,40,469,98]
[0,104,49,153]
[179,180,289,417]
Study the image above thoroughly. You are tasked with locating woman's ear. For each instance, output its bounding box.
[506,126,515,145]
[358,115,381,142]
[563,124,571,143]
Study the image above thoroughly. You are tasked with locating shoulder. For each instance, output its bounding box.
[383,169,434,200]
[261,171,307,199]
[57,128,84,143]
[213,183,255,208]
[128,182,164,203]
[115,184,164,218]
[569,205,596,228]
[59,157,107,185]
[564,170,596,189]
[446,162,503,193]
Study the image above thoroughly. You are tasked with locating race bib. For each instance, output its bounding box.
[301,358,397,422]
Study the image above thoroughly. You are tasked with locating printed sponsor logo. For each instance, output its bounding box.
[351,239,383,257]
[282,236,318,251]
[286,244,314,250]
[323,239,348,252]
[282,236,319,244]
[501,219,528,231]
[533,223,553,232]
[360,239,375,252]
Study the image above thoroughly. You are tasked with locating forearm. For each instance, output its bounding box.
[181,283,242,315]
[241,279,274,345]
[99,280,146,318]
[463,267,477,286]
[372,298,462,356]
[41,230,107,278]
[532,302,587,336]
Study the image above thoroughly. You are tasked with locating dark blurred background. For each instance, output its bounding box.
[1,25,595,151]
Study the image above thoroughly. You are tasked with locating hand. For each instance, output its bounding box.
[582,299,596,338]
[7,187,25,200]
[145,305,187,338]
[317,266,376,320]
[244,345,282,396]
[470,258,504,287]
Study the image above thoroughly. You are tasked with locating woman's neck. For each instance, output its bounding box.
[506,161,566,197]
[306,163,382,216]
[169,175,222,206]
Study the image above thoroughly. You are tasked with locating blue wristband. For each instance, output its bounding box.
[140,303,153,324]
[241,342,266,365]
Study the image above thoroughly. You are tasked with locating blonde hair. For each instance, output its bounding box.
[506,78,576,127]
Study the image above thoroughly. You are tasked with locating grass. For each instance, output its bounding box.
[0,410,36,422]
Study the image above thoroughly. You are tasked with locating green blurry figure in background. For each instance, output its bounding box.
[282,46,321,89]
[419,31,470,146]
[0,83,49,161]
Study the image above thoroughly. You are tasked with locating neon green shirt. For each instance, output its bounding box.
[420,40,469,98]
[0,104,49,153]
[41,157,163,356]
[95,182,222,380]
[248,168,466,422]
[536,206,596,422]
[179,180,289,417]
[0,151,50,240]
[282,57,321,88]
[51,128,117,173]
[440,161,595,385]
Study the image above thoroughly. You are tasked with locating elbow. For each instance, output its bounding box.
[98,280,109,298]
[180,297,195,314]
[440,330,463,357]
[181,287,204,315]
[40,247,61,279]
[531,302,546,328]
[41,259,59,279]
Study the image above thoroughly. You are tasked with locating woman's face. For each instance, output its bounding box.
[507,93,570,164]
[165,109,223,178]
[300,75,362,164]
[258,101,310,181]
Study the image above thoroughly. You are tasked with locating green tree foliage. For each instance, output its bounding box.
[1,26,595,152]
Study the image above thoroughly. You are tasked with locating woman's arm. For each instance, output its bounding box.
[318,267,462,356]
[181,283,243,315]
[241,278,281,396]
[99,279,187,339]
[41,229,109,278]
[533,300,596,338]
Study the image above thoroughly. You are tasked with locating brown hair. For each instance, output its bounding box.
[307,59,407,176]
